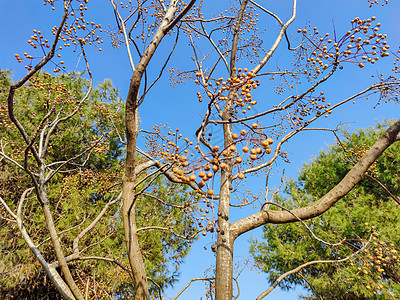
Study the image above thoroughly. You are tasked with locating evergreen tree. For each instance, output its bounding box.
[0,70,193,299]
[250,121,400,299]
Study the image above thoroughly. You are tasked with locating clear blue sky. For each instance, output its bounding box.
[1,0,399,299]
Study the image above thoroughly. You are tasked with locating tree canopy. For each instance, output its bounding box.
[250,121,400,299]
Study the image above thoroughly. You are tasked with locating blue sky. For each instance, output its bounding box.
[1,0,399,299]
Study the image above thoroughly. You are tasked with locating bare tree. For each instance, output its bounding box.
[2,0,400,299]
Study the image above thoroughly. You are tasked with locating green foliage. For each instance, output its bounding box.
[0,69,193,299]
[250,121,400,299]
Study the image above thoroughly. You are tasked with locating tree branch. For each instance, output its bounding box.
[256,240,368,299]
[231,119,400,238]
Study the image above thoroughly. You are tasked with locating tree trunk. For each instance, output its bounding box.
[122,182,149,300]
[215,81,236,298]
[215,173,234,299]
[122,100,150,299]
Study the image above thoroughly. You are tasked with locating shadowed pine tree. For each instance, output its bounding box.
[250,121,400,299]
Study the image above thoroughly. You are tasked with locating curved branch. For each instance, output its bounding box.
[256,241,367,299]
[233,80,395,178]
[231,119,400,238]
[73,194,121,254]
[364,174,400,205]
[261,202,345,247]
[252,0,297,74]
[110,0,135,72]
[136,225,199,240]
[141,192,185,208]
[172,277,215,300]
[6,0,71,164]
[250,0,302,51]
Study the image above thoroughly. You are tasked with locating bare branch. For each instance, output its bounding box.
[252,0,297,74]
[38,217,87,248]
[40,41,93,161]
[234,80,396,178]
[172,277,215,300]
[231,119,400,238]
[250,0,302,51]
[164,0,197,33]
[6,1,71,164]
[256,240,369,299]
[110,0,136,72]
[0,140,30,173]
[261,202,345,247]
[141,192,185,208]
[73,194,121,253]
[137,225,199,240]
[364,174,400,205]
[0,196,17,221]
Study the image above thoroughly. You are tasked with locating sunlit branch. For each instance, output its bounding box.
[157,0,167,12]
[123,5,140,23]
[250,0,302,51]
[38,217,87,248]
[5,186,76,299]
[252,0,297,74]
[41,41,93,160]
[164,0,197,33]
[0,215,15,223]
[17,188,34,222]
[110,115,126,145]
[26,103,57,165]
[141,192,184,208]
[134,159,158,177]
[230,0,249,73]
[231,119,400,237]
[136,225,199,240]
[110,0,136,72]
[261,202,345,247]
[0,196,17,221]
[133,162,171,190]
[44,135,103,183]
[0,140,35,174]
[73,193,121,254]
[256,240,369,299]
[172,277,215,300]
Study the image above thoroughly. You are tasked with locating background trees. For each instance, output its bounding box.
[0,70,193,299]
[1,0,400,299]
[250,121,400,299]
